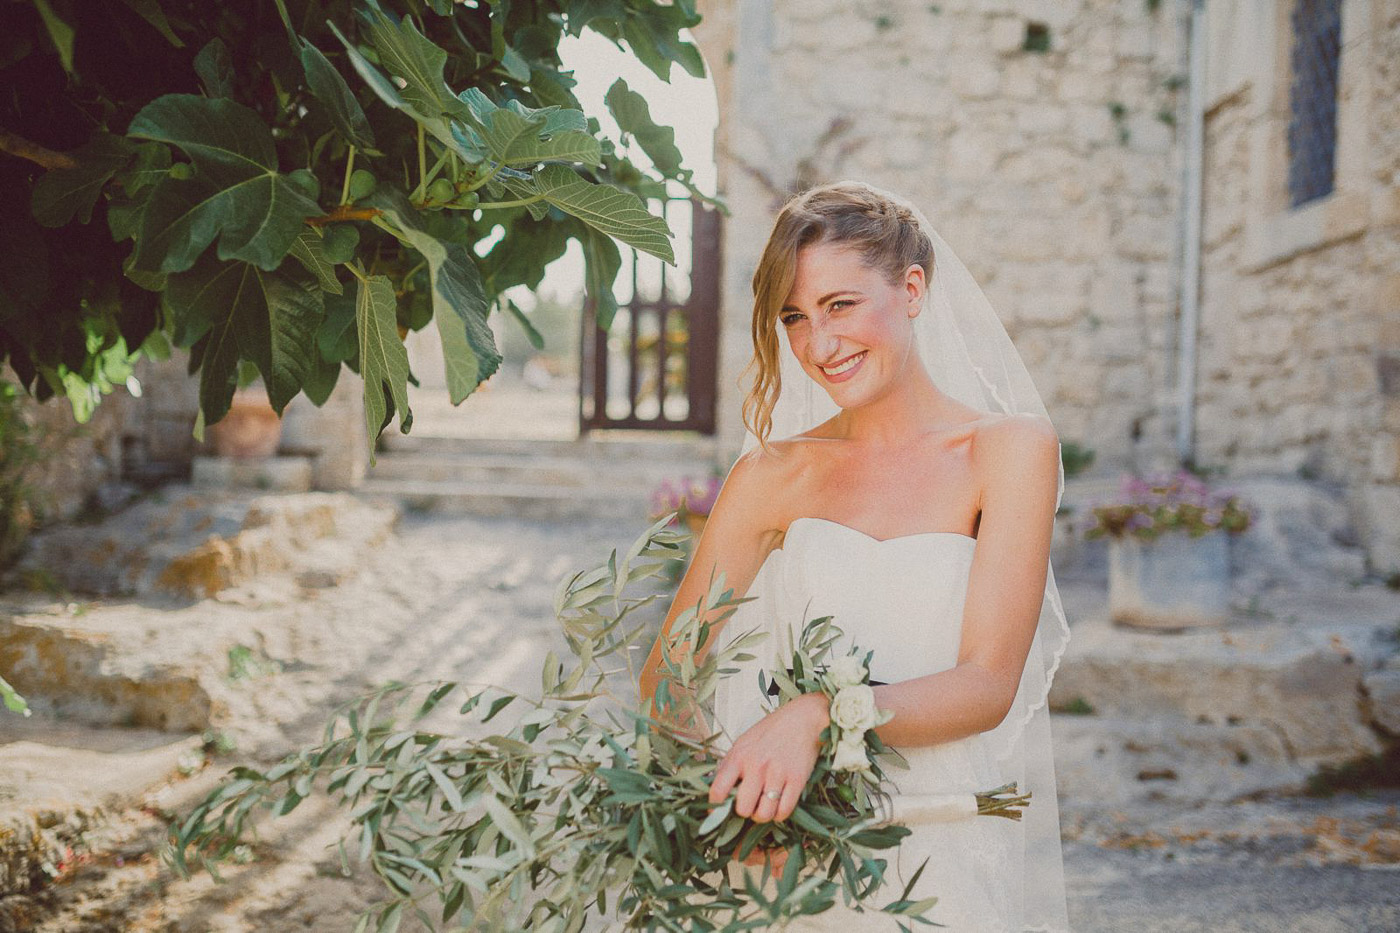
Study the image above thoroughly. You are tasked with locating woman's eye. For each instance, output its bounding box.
[830,300,852,310]
[779,313,802,326]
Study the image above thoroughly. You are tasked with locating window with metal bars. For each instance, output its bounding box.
[1287,0,1343,208]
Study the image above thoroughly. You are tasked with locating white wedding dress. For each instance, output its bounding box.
[710,516,1069,932]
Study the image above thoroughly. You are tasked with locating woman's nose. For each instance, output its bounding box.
[808,323,841,362]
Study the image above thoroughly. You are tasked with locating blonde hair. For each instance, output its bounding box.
[740,181,935,453]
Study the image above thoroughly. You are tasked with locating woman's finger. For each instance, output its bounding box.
[708,754,737,805]
[776,779,801,823]
[751,778,783,824]
[733,766,765,819]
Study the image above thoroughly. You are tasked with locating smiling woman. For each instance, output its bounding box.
[641,179,1072,931]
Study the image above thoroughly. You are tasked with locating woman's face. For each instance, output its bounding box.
[779,240,925,407]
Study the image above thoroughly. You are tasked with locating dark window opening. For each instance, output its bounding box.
[1287,0,1343,208]
[1023,22,1051,53]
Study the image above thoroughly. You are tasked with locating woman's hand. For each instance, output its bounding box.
[708,691,830,832]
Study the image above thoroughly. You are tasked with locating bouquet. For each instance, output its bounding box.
[164,515,1028,932]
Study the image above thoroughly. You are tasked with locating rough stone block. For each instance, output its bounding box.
[1048,612,1388,767]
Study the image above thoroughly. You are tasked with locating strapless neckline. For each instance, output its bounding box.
[787,515,978,547]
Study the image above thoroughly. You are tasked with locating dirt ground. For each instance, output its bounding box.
[3,508,1398,932]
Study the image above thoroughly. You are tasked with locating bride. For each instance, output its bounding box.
[638,180,1071,932]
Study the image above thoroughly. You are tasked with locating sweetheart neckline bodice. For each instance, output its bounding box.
[786,515,978,548]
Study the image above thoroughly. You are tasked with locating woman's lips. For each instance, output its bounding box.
[818,350,866,383]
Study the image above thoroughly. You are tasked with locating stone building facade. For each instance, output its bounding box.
[692,0,1400,570]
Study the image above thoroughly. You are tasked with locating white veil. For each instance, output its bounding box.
[726,180,1072,932]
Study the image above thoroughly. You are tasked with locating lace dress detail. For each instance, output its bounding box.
[709,519,1070,932]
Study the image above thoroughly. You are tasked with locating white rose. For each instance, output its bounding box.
[831,735,872,772]
[827,654,867,689]
[829,684,880,733]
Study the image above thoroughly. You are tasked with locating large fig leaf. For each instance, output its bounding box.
[457,88,598,168]
[369,191,501,404]
[126,95,321,273]
[605,78,683,178]
[327,10,478,162]
[165,255,323,417]
[31,132,137,228]
[356,273,411,457]
[298,37,378,153]
[499,163,673,264]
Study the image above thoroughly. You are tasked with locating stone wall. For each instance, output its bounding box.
[695,0,1400,570]
[701,0,1189,473]
[1,348,367,543]
[1192,0,1400,570]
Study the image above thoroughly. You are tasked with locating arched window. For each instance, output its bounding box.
[1286,0,1343,208]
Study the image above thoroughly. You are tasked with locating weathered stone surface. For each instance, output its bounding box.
[1049,612,1392,768]
[4,488,398,600]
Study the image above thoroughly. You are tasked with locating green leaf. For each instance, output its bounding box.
[127,95,321,272]
[115,142,173,197]
[605,78,684,178]
[31,132,136,227]
[697,797,731,835]
[425,762,465,812]
[317,293,357,364]
[31,0,74,74]
[0,674,30,717]
[355,274,411,454]
[193,38,234,98]
[299,38,379,152]
[502,298,544,350]
[479,793,536,858]
[456,89,599,169]
[165,255,322,415]
[499,163,673,264]
[581,225,622,331]
[120,0,185,48]
[367,190,500,404]
[326,13,475,162]
[619,4,707,83]
[289,229,344,295]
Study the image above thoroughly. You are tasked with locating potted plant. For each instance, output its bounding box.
[1085,469,1254,631]
[649,474,720,537]
[208,363,283,460]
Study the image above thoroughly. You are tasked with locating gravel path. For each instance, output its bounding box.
[9,509,1397,932]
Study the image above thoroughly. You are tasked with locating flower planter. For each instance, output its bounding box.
[209,386,283,460]
[1108,532,1231,631]
[683,511,707,538]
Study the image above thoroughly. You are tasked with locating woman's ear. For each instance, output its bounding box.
[905,263,926,317]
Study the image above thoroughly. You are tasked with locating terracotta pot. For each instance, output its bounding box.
[683,511,708,537]
[210,386,283,459]
[1108,532,1232,631]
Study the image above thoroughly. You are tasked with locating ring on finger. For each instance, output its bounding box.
[763,788,781,801]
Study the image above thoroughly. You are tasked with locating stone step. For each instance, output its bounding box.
[365,451,718,487]
[1048,597,1400,770]
[379,432,720,463]
[0,616,215,732]
[1051,712,1314,806]
[357,478,669,521]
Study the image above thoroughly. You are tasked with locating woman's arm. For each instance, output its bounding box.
[868,415,1061,749]
[637,446,788,736]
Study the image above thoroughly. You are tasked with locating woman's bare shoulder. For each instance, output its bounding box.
[969,412,1059,484]
[724,437,815,520]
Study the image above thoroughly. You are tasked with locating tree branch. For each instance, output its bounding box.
[0,130,78,171]
[307,206,383,226]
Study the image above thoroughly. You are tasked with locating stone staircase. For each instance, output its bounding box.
[360,433,723,520]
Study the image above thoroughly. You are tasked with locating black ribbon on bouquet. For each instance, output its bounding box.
[765,666,886,697]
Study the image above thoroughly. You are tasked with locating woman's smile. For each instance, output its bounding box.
[817,349,867,382]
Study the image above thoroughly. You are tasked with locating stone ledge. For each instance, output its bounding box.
[192,455,314,492]
[1049,604,1398,768]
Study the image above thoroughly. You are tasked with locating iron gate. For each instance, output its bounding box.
[579,195,721,434]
